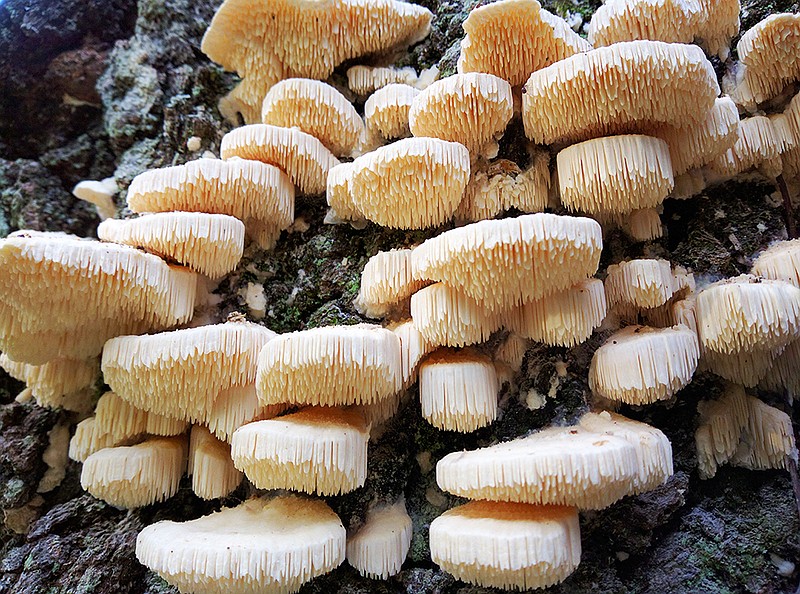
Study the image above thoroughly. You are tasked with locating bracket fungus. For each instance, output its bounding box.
[364,84,420,147]
[126,158,294,250]
[346,499,413,580]
[588,325,700,404]
[430,501,581,591]
[457,0,591,87]
[752,238,800,287]
[188,426,243,500]
[0,232,197,364]
[136,496,346,594]
[0,355,98,413]
[522,41,719,145]
[700,346,781,387]
[411,213,603,312]
[604,259,678,312]
[206,383,287,443]
[348,65,420,96]
[623,207,664,241]
[202,0,433,123]
[326,162,363,223]
[72,178,118,220]
[708,115,786,180]
[231,406,369,495]
[761,338,800,394]
[389,318,435,388]
[256,324,402,407]
[354,248,428,319]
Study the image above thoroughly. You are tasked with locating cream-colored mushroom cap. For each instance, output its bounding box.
[411,213,603,312]
[348,65,420,96]
[347,137,470,229]
[0,355,98,412]
[589,325,700,404]
[605,259,677,311]
[202,0,432,123]
[220,125,340,195]
[261,79,364,158]
[136,495,346,594]
[0,232,197,364]
[409,73,513,155]
[346,499,413,580]
[72,178,117,220]
[579,411,673,492]
[588,0,704,47]
[189,426,242,500]
[126,158,294,250]
[708,116,784,180]
[388,319,435,388]
[80,436,187,509]
[752,239,800,288]
[623,208,664,242]
[700,346,780,387]
[557,134,674,216]
[695,275,800,354]
[257,324,402,407]
[430,501,581,591]
[102,322,276,423]
[523,41,719,146]
[98,212,245,278]
[354,248,428,319]
[206,383,287,443]
[458,0,591,87]
[761,339,800,394]
[419,349,499,433]
[231,407,368,496]
[410,283,503,348]
[364,84,420,145]
[326,162,362,222]
[506,278,607,347]
[436,426,639,509]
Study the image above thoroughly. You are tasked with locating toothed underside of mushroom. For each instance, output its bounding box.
[0,354,98,412]
[604,259,677,311]
[389,319,434,387]
[624,208,664,241]
[364,84,420,144]
[348,65,420,95]
[708,116,786,179]
[189,426,243,500]
[700,346,781,387]
[354,248,428,319]
[346,500,413,580]
[752,238,800,288]
[206,383,287,443]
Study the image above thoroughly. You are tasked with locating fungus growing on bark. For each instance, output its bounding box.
[436,426,639,509]
[81,436,187,509]
[346,499,413,579]
[761,339,800,394]
[0,232,197,364]
[389,318,435,388]
[98,212,245,278]
[260,79,365,158]
[231,406,369,495]
[72,178,118,220]
[604,259,677,311]
[0,355,98,412]
[202,0,433,123]
[410,283,503,348]
[326,162,363,223]
[700,346,781,387]
[430,501,581,591]
[354,248,428,319]
[126,158,295,250]
[588,325,700,404]
[522,41,719,145]
[708,115,786,180]
[256,324,402,407]
[348,65,420,96]
[345,137,471,229]
[419,349,500,432]
[136,496,346,594]
[220,125,340,196]
[623,208,664,241]
[411,213,603,312]
[364,84,420,147]
[409,73,513,156]
[557,135,674,216]
[206,383,287,443]
[505,278,607,347]
[102,322,275,423]
[188,426,242,500]
[457,0,591,87]
[752,239,800,287]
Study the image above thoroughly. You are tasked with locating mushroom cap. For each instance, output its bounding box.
[0,232,198,364]
[419,349,500,433]
[429,501,581,591]
[622,207,663,242]
[388,318,435,388]
[256,324,402,407]
[189,426,243,500]
[494,332,531,375]
[708,115,785,179]
[354,248,429,319]
[364,84,420,144]
[761,338,800,394]
[261,79,364,158]
[126,158,295,250]
[326,162,362,222]
[588,325,700,404]
[348,65,420,96]
[206,383,287,443]
[102,322,276,423]
[588,0,704,47]
[136,495,346,594]
[80,435,187,509]
[557,134,674,216]
[505,278,607,347]
[436,426,639,509]
[98,212,245,278]
[522,41,719,145]
[579,411,673,492]
[411,213,603,312]
[410,283,503,348]
[231,406,369,495]
[604,259,677,311]
[457,0,591,87]
[700,345,781,387]
[346,499,413,580]
[752,239,800,288]
[695,275,800,354]
[202,0,432,123]
[221,125,340,195]
[346,137,471,229]
[409,73,513,155]
[0,355,98,413]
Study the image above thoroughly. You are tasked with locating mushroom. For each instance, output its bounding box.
[363,84,420,148]
[72,178,118,220]
[348,65,420,96]
[230,406,369,495]
[188,425,243,500]
[354,248,429,319]
[761,338,800,394]
[622,208,664,242]
[97,212,245,278]
[751,238,800,287]
[493,332,531,379]
[126,158,295,250]
[346,499,413,580]
[136,495,346,594]
[261,79,364,158]
[604,259,678,312]
[457,0,591,87]
[700,346,781,387]
[707,115,787,181]
[387,318,435,388]
[206,383,287,443]
[325,162,363,223]
[0,354,98,413]
[429,501,581,590]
